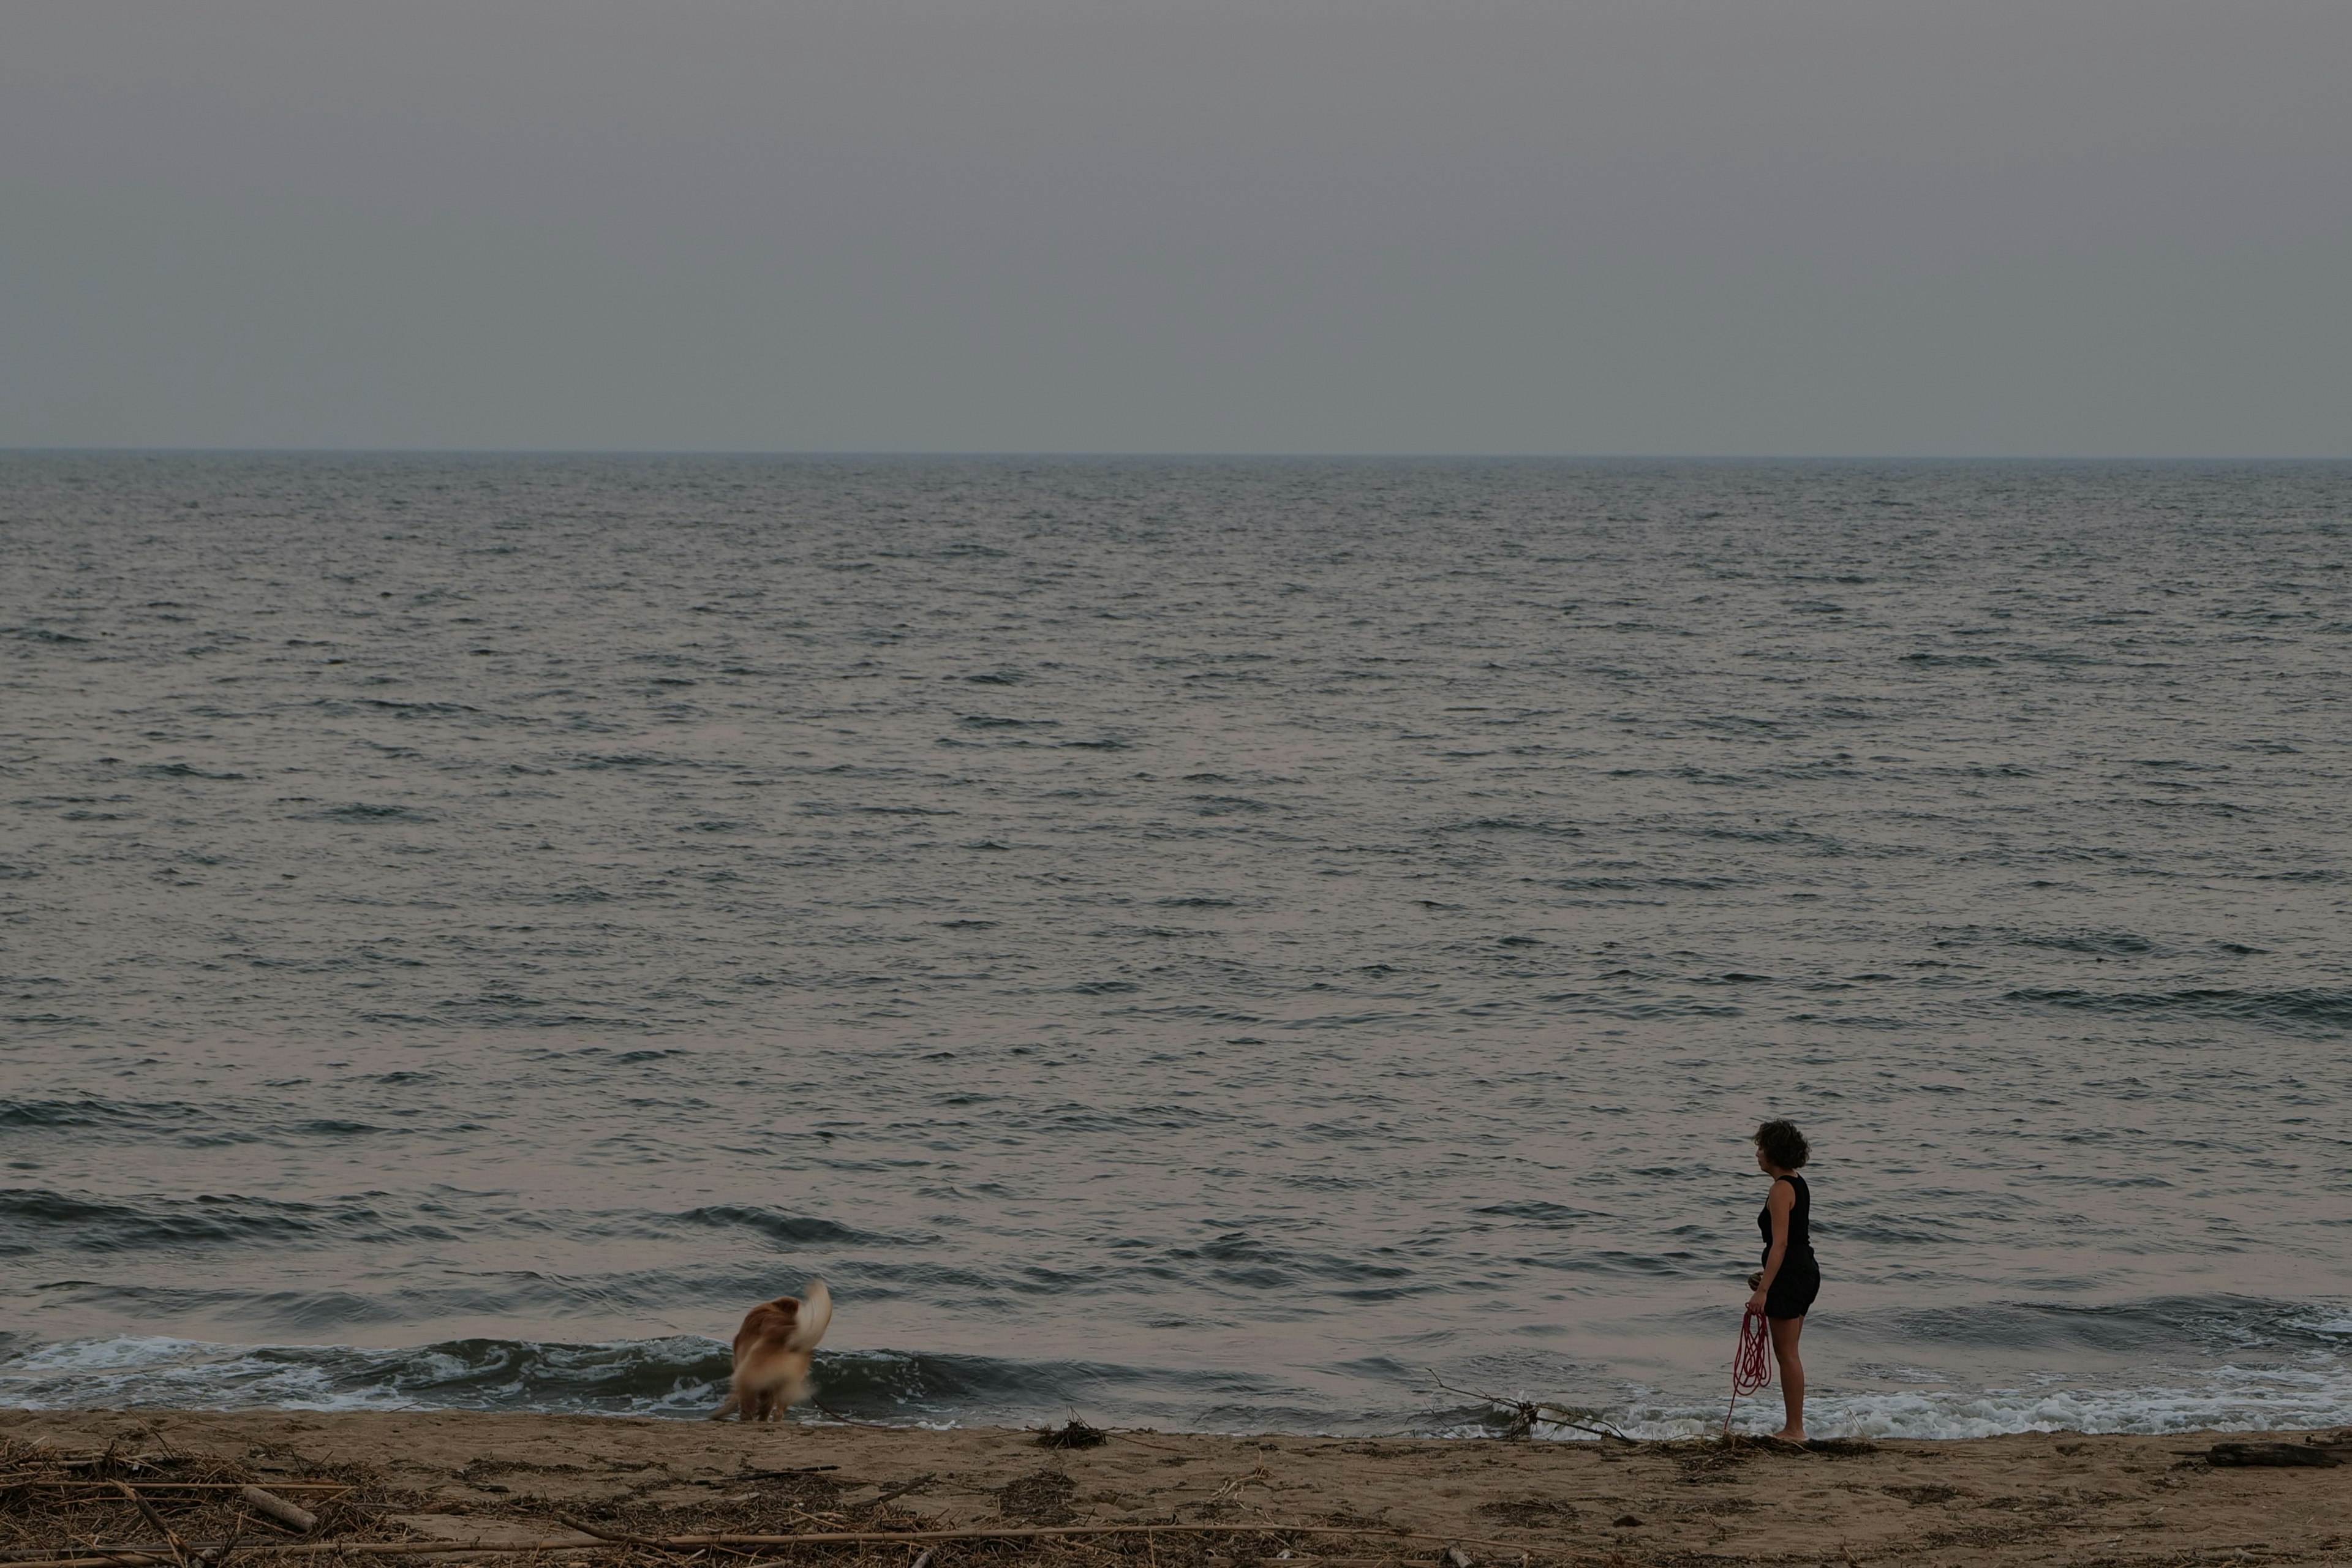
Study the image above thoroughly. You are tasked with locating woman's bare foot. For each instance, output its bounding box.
[1770,1427,1807,1442]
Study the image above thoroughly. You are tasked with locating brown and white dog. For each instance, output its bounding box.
[709,1280,832,1421]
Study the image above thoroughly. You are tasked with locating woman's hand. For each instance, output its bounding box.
[1746,1288,1769,1315]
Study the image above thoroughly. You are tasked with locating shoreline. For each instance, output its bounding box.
[6,1408,2349,1566]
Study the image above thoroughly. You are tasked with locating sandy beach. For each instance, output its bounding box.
[5,1408,2348,1567]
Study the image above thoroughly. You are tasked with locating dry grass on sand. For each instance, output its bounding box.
[6,1408,2352,1568]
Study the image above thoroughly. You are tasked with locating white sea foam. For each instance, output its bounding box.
[1586,1361,2352,1442]
[0,1338,375,1411]
[0,1335,732,1417]
[15,1335,2352,1439]
[2289,1307,2352,1338]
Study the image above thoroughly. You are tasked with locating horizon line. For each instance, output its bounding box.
[4,447,2349,463]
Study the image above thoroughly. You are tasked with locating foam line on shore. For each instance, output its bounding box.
[10,1332,2352,1440]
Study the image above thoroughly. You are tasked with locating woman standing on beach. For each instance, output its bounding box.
[1747,1118,1820,1441]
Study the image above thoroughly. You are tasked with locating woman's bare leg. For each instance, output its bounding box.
[1767,1315,1806,1441]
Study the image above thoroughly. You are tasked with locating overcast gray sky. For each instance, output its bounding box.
[2,0,2346,454]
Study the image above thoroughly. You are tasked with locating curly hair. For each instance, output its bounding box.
[1754,1118,1811,1170]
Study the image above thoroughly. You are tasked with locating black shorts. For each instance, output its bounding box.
[1764,1253,1820,1320]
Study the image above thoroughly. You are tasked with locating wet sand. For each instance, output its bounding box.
[6,1408,2350,1566]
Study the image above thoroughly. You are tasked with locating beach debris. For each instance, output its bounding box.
[1611,1514,1643,1528]
[1207,1468,1273,1505]
[997,1469,1078,1524]
[555,1519,668,1548]
[0,1434,371,1567]
[2206,1442,2341,1468]
[0,1481,350,1497]
[1474,1498,1580,1528]
[1445,1544,1475,1568]
[0,1439,1548,1568]
[810,1398,895,1430]
[1035,1419,1109,1450]
[50,1452,186,1476]
[853,1474,937,1516]
[238,1486,319,1534]
[111,1482,192,1568]
[0,1522,1585,1567]
[1420,1371,1635,1444]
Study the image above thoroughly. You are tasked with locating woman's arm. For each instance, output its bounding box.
[1746,1180,1793,1314]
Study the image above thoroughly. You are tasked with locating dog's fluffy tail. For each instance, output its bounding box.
[789,1280,832,1351]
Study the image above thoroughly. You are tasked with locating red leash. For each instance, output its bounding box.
[1722,1306,1771,1438]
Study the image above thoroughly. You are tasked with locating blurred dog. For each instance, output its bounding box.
[709,1281,832,1421]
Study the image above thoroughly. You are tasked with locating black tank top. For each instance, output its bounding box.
[1758,1174,1812,1257]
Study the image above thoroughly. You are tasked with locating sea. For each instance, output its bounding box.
[3,453,2350,1441]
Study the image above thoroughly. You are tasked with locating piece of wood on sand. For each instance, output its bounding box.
[238,1486,321,1532]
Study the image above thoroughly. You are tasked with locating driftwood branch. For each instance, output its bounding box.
[557,1520,671,1548]
[1420,1371,1634,1445]
[856,1476,937,1515]
[236,1488,318,1535]
[110,1482,190,1568]
[808,1400,895,1431]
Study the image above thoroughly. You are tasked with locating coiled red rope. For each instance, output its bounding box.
[1722,1305,1772,1437]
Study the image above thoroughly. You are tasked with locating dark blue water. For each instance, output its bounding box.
[4,454,2350,1437]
